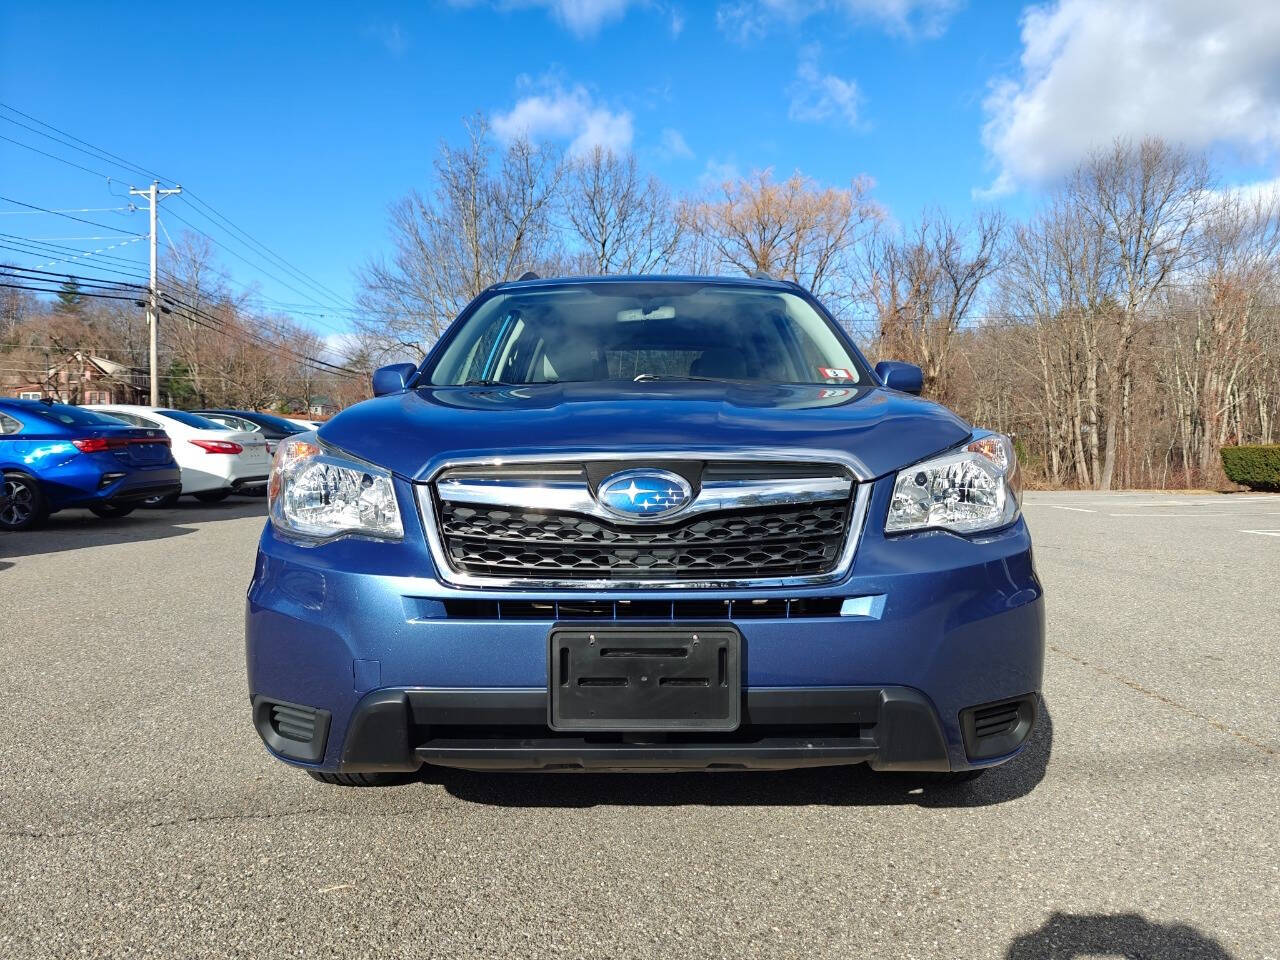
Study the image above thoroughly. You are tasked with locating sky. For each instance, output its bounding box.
[3,0,1280,345]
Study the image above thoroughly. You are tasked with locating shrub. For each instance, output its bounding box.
[1220,445,1280,491]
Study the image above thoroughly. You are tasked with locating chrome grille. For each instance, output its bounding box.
[421,456,864,587]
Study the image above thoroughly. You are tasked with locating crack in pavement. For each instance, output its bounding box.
[1049,643,1277,757]
[0,801,445,842]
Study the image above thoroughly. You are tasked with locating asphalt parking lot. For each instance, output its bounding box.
[1,492,1276,959]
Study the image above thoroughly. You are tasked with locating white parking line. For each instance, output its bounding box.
[1240,529,1280,537]
[1109,512,1280,517]
[1042,505,1096,513]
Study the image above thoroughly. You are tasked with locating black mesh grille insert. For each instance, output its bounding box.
[437,500,851,580]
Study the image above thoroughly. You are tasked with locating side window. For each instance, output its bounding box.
[105,411,142,427]
[0,413,22,436]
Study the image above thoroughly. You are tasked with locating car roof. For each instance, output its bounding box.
[487,274,801,294]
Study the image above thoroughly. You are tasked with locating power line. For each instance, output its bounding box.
[0,195,143,236]
[0,102,175,185]
[0,132,118,181]
[0,280,146,303]
[0,105,359,332]
[0,207,135,217]
[179,192,356,310]
[159,206,354,325]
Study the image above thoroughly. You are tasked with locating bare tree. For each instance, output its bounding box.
[859,209,1005,401]
[682,169,881,299]
[357,115,564,359]
[563,147,681,274]
[1168,190,1280,477]
[1067,138,1210,488]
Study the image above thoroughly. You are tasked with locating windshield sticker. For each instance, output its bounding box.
[819,367,853,380]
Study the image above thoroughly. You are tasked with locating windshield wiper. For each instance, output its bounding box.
[462,378,510,386]
[633,373,734,383]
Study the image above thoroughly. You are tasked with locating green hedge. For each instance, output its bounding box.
[1220,445,1280,491]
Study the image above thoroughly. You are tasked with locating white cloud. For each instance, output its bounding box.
[717,0,960,42]
[364,21,408,56]
[788,46,861,127]
[981,0,1280,194]
[670,7,686,36]
[659,127,694,159]
[699,157,741,188]
[450,0,641,37]
[492,80,634,156]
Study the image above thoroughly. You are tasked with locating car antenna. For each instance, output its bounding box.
[749,269,773,281]
[517,270,540,281]
[39,396,54,405]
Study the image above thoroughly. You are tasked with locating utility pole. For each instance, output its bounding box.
[129,180,181,405]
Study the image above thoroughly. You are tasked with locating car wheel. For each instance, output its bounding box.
[88,503,137,519]
[193,489,232,504]
[0,473,48,531]
[142,492,181,508]
[307,770,407,787]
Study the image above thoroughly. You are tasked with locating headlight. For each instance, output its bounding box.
[885,432,1020,535]
[268,434,403,542]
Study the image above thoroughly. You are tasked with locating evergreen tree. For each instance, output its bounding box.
[57,278,85,312]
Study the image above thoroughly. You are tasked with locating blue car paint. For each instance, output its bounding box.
[0,398,181,513]
[246,276,1045,774]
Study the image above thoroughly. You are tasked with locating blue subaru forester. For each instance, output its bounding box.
[248,276,1044,785]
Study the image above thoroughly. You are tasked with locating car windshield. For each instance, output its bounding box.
[24,403,130,427]
[247,412,307,434]
[158,409,226,430]
[427,283,867,387]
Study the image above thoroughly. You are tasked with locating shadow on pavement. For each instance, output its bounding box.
[0,497,265,561]
[1006,912,1235,959]
[423,700,1053,809]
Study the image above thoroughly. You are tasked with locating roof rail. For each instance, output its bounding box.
[516,271,540,281]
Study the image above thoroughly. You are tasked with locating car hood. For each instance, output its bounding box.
[318,382,973,481]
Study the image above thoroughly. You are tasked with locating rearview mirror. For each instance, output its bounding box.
[874,361,923,395]
[372,363,418,397]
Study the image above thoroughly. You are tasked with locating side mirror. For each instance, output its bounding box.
[372,362,418,397]
[874,360,923,395]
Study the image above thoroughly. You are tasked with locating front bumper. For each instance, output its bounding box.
[253,686,1040,772]
[246,476,1046,774]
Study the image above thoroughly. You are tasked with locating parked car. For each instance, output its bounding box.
[0,397,180,530]
[282,416,322,431]
[195,410,307,455]
[248,275,1043,787]
[86,405,271,506]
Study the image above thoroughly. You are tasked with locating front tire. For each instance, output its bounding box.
[1,473,48,531]
[193,489,232,504]
[89,503,137,519]
[307,770,406,787]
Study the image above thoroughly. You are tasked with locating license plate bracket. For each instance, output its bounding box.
[548,623,741,732]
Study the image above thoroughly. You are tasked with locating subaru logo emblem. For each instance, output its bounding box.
[597,469,692,521]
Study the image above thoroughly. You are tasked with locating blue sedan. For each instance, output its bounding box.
[0,397,181,530]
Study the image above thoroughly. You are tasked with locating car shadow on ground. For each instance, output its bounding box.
[0,497,266,561]
[416,700,1053,809]
[1005,911,1236,959]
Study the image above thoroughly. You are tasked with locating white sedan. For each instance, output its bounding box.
[86,405,272,506]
